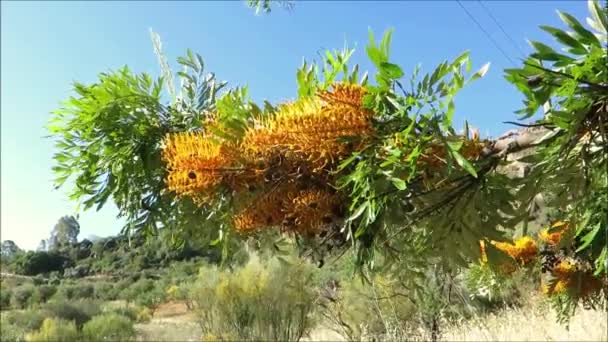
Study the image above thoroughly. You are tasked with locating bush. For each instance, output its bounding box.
[189,255,317,341]
[93,282,117,301]
[0,288,11,310]
[0,322,27,342]
[82,313,136,341]
[136,306,152,323]
[36,285,57,304]
[25,318,79,342]
[71,284,94,299]
[1,310,47,335]
[56,283,94,300]
[10,285,35,309]
[42,299,101,328]
[13,251,70,276]
[103,305,138,322]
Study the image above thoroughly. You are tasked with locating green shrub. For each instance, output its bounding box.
[103,305,139,322]
[55,284,75,300]
[0,288,11,310]
[42,299,101,328]
[25,318,79,342]
[93,282,116,301]
[55,283,94,300]
[1,309,47,333]
[190,255,317,341]
[82,313,136,341]
[71,284,94,299]
[10,285,35,309]
[36,285,57,304]
[0,321,27,342]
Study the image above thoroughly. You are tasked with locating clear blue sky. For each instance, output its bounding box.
[1,1,592,250]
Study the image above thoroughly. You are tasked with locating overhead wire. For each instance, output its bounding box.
[476,0,527,58]
[455,0,517,67]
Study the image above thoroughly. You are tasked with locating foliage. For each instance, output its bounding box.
[0,289,11,310]
[0,322,27,342]
[245,0,294,14]
[35,285,58,304]
[46,0,608,324]
[42,299,101,329]
[501,0,608,320]
[10,285,35,309]
[47,31,228,248]
[12,251,70,276]
[1,309,47,336]
[82,313,136,341]
[1,240,22,261]
[47,216,80,251]
[25,318,79,342]
[189,255,317,341]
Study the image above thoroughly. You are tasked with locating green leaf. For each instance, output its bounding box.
[348,202,369,222]
[557,10,601,46]
[447,140,463,151]
[539,26,588,53]
[588,0,608,35]
[380,62,404,79]
[469,62,490,83]
[450,149,478,178]
[391,178,407,191]
[576,222,601,252]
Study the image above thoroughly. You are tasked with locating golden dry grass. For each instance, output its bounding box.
[441,300,607,342]
[133,298,607,342]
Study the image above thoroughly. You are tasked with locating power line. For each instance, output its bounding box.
[476,0,526,58]
[455,0,517,67]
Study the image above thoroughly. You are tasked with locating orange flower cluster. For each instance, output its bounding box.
[492,236,538,266]
[418,137,489,171]
[241,83,373,172]
[479,236,538,274]
[542,258,603,298]
[163,132,237,204]
[233,185,341,235]
[233,183,298,233]
[538,220,570,246]
[162,130,267,203]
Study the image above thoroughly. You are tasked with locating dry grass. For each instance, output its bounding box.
[132,298,607,342]
[441,299,607,342]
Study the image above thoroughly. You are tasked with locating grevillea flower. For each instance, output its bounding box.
[553,259,578,277]
[538,220,570,246]
[241,83,373,172]
[163,132,235,200]
[162,131,267,204]
[491,236,538,266]
[282,189,341,234]
[479,240,488,264]
[233,183,299,233]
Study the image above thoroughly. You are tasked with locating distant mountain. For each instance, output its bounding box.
[84,234,103,242]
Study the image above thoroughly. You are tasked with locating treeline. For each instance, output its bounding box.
[0,215,221,278]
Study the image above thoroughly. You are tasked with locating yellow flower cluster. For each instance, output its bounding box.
[233,184,341,235]
[283,189,342,235]
[542,258,603,298]
[538,220,570,246]
[492,236,538,266]
[480,221,605,300]
[241,83,372,172]
[418,136,489,173]
[163,132,235,204]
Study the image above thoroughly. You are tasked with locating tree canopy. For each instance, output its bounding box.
[48,0,607,318]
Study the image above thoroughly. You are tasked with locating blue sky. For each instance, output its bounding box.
[1,1,592,250]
